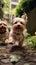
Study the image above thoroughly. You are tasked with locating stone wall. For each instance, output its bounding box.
[27,8,36,35]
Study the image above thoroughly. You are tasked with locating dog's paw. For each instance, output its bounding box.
[8,37,15,45]
[9,40,15,45]
[5,39,9,44]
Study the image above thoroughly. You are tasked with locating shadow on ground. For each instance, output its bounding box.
[0,43,36,65]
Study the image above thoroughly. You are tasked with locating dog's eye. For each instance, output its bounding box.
[14,22,17,24]
[4,24,7,26]
[21,22,25,25]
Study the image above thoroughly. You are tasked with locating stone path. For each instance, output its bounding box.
[0,44,36,65]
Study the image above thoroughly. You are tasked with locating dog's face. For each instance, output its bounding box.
[12,13,28,33]
[12,18,26,33]
[0,20,7,34]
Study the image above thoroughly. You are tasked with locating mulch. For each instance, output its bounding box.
[0,43,36,65]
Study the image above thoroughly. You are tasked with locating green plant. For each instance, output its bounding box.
[25,32,31,39]
[13,0,36,17]
[4,0,10,11]
[27,36,36,48]
[0,0,4,19]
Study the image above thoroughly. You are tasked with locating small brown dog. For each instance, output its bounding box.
[0,19,9,44]
[10,13,28,46]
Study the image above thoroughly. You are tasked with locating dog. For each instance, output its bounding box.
[9,13,28,46]
[0,19,9,44]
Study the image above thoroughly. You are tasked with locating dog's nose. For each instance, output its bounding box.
[2,26,3,28]
[18,25,20,27]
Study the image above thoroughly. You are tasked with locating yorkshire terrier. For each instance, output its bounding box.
[9,13,28,46]
[0,19,9,44]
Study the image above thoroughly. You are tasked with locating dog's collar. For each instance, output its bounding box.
[13,32,23,35]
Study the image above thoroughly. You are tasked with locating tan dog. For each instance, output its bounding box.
[0,19,9,44]
[9,13,28,46]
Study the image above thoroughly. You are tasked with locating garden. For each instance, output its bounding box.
[0,0,36,65]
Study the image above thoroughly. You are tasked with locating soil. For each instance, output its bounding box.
[0,43,36,65]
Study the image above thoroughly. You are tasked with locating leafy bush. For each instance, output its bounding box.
[12,0,36,17]
[24,32,31,39]
[27,36,36,48]
[0,8,4,19]
[0,0,4,19]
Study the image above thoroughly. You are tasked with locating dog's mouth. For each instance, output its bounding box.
[16,26,22,30]
[14,26,24,33]
[0,26,6,34]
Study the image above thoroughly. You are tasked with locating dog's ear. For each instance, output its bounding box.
[12,15,16,19]
[11,15,16,24]
[21,13,28,24]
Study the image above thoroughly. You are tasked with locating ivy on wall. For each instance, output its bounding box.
[13,0,36,17]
